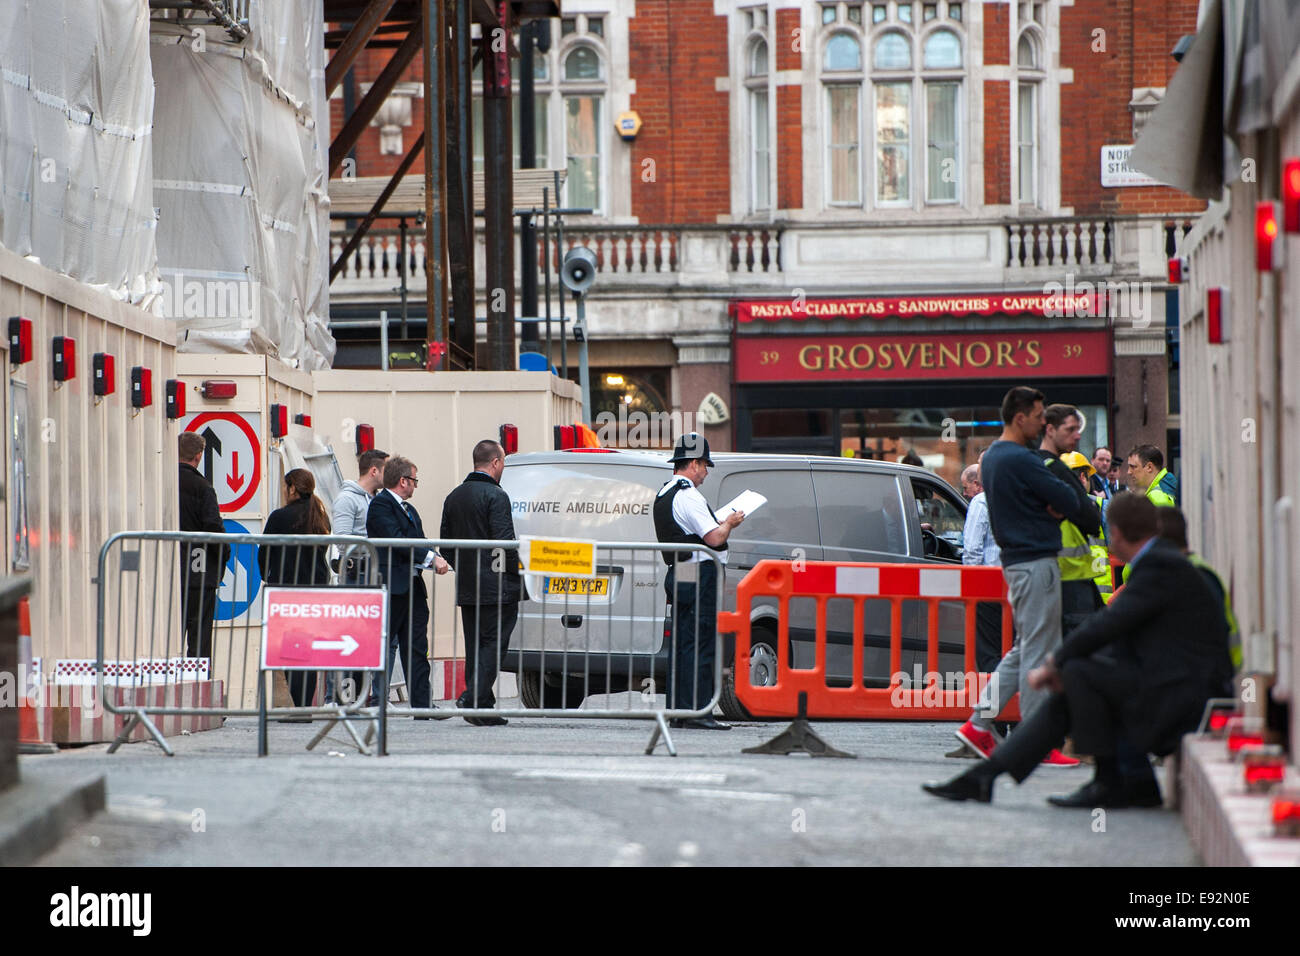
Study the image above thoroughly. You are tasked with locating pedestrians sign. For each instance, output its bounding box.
[180,411,262,513]
[261,588,387,671]
[217,518,262,623]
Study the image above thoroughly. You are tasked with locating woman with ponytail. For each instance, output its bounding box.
[259,468,332,707]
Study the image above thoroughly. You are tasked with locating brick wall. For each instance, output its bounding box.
[984,80,1010,205]
[629,1,731,224]
[1060,0,1205,216]
[775,9,803,212]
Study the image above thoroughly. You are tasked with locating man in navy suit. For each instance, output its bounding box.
[366,456,449,711]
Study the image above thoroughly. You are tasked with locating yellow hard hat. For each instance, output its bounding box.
[1061,451,1096,476]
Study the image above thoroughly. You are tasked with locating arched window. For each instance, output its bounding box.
[1017,30,1043,205]
[825,32,862,71]
[561,44,605,213]
[823,33,863,204]
[923,29,962,69]
[747,38,772,211]
[821,3,967,210]
[874,32,911,69]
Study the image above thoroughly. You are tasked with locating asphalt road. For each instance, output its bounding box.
[27,699,1198,866]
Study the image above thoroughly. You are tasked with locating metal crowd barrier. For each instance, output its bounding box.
[96,531,386,756]
[717,560,1021,722]
[95,531,726,757]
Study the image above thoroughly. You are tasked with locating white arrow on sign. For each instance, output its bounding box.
[311,635,359,656]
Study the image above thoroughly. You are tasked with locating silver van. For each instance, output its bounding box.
[499,450,973,719]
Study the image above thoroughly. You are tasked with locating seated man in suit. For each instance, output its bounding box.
[366,456,449,713]
[922,492,1232,809]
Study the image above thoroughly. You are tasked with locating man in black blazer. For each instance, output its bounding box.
[440,439,520,725]
[178,432,229,659]
[366,456,449,711]
[922,492,1232,809]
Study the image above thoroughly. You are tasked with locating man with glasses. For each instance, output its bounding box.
[367,456,449,714]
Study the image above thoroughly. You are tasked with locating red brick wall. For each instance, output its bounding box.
[985,80,1010,205]
[984,1,1009,65]
[1059,0,1205,215]
[775,9,804,211]
[629,1,731,224]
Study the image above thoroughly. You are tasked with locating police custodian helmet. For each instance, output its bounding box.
[668,432,714,466]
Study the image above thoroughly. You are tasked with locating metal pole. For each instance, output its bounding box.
[577,295,591,422]
[519,19,540,354]
[399,216,409,339]
[380,309,389,370]
[483,3,516,370]
[556,171,567,379]
[423,0,449,368]
[543,186,552,364]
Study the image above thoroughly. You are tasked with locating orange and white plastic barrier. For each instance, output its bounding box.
[717,561,1021,722]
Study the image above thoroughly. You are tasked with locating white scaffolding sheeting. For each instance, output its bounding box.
[0,0,158,298]
[147,0,334,369]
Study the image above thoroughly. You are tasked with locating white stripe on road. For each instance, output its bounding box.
[678,788,790,802]
[513,769,726,784]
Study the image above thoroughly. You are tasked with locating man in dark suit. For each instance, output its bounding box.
[178,432,228,659]
[366,456,449,712]
[922,492,1232,809]
[439,439,520,726]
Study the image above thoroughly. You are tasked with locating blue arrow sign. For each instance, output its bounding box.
[216,518,261,621]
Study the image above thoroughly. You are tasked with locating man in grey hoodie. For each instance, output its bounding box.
[328,448,388,703]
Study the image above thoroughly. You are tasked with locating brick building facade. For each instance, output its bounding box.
[330,0,1205,488]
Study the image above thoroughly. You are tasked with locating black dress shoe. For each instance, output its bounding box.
[922,769,995,803]
[669,717,731,730]
[1046,779,1129,808]
[464,715,508,726]
[1123,779,1164,808]
[414,706,453,721]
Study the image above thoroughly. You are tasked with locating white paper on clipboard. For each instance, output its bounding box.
[716,490,767,521]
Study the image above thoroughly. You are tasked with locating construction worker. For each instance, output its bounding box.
[1061,451,1113,603]
[1126,444,1178,507]
[1040,406,1105,633]
[1155,507,1240,677]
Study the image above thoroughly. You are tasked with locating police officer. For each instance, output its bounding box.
[653,433,744,730]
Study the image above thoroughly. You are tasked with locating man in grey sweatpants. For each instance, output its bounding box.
[954,387,1094,763]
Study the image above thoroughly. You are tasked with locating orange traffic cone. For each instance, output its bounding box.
[17,597,56,754]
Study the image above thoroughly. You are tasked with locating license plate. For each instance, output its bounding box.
[544,576,609,596]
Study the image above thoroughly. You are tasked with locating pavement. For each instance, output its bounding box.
[25,697,1199,866]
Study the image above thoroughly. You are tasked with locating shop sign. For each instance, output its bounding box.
[735,330,1110,383]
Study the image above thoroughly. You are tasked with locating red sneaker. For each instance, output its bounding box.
[1041,749,1081,768]
[955,720,997,760]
